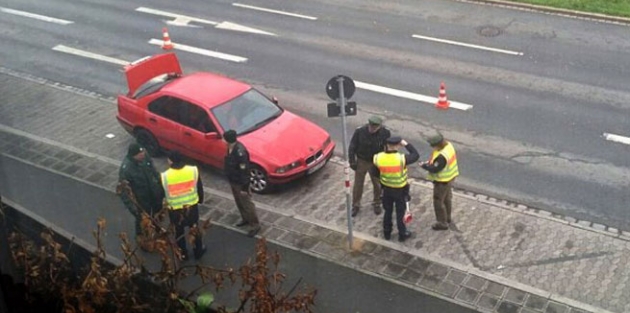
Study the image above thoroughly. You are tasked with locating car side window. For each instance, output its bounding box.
[180,102,217,133]
[148,96,182,123]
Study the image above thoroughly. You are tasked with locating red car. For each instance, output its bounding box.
[116,53,335,193]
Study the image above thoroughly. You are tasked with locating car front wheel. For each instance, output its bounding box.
[249,165,270,193]
[135,129,161,157]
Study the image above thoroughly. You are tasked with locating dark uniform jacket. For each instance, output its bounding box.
[224,142,251,188]
[349,125,391,163]
[118,154,164,215]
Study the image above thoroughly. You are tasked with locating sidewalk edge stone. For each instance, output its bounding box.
[550,293,617,313]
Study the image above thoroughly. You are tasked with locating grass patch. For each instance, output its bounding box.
[507,0,630,18]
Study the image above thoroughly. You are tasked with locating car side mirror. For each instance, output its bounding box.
[204,132,221,140]
[271,96,278,105]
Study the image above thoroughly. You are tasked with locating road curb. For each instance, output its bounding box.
[457,0,630,25]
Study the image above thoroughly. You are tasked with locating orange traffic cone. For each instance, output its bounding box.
[162,27,174,50]
[435,82,450,110]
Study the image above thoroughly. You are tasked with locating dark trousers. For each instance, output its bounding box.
[433,180,454,225]
[382,186,408,237]
[133,205,160,236]
[230,184,259,229]
[168,205,203,255]
[352,158,381,209]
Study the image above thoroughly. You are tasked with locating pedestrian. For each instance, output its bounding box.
[419,132,459,231]
[348,115,391,217]
[161,151,206,261]
[373,136,420,242]
[118,142,164,247]
[223,129,261,237]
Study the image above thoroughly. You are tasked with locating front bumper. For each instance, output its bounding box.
[268,142,335,184]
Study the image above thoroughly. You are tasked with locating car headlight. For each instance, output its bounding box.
[323,136,332,148]
[276,161,301,174]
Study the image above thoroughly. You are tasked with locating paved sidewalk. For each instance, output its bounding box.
[1,67,629,313]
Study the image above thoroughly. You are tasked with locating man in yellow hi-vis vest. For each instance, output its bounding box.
[420,132,459,231]
[161,151,206,261]
[373,136,420,242]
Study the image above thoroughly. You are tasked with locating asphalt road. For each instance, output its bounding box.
[0,154,478,313]
[1,0,630,227]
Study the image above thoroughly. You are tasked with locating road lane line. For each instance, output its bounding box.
[148,39,247,63]
[412,34,523,56]
[52,45,129,66]
[232,3,317,20]
[215,21,276,36]
[355,81,473,111]
[603,133,630,145]
[136,7,218,25]
[0,7,73,25]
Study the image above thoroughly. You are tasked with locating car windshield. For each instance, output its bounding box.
[211,89,283,134]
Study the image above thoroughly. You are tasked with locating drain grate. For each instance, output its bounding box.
[477,25,502,37]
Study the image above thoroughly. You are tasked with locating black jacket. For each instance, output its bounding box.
[224,142,251,187]
[349,125,391,162]
[421,155,446,174]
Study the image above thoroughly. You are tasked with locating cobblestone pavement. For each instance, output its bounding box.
[1,67,628,313]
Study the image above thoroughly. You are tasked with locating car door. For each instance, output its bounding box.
[146,95,184,152]
[178,101,226,168]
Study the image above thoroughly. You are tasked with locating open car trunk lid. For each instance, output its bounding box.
[124,53,183,96]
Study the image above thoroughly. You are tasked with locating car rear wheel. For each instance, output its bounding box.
[249,165,270,194]
[135,129,161,157]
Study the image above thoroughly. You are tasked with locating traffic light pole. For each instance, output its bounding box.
[337,76,354,249]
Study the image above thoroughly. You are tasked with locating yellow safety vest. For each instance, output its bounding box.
[161,166,199,210]
[427,142,459,182]
[374,152,407,188]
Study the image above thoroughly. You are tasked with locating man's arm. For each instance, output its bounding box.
[421,155,446,173]
[238,147,251,190]
[196,176,204,203]
[117,169,138,216]
[348,128,360,166]
[403,142,420,164]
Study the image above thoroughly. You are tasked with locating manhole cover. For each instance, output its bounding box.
[477,25,502,37]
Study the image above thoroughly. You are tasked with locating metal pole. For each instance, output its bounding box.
[337,76,354,249]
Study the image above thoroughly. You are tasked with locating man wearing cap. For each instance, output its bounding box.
[118,142,164,243]
[420,132,459,231]
[348,115,391,217]
[223,129,261,237]
[373,136,419,242]
[161,151,206,261]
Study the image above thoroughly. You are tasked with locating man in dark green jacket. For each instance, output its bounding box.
[118,143,164,239]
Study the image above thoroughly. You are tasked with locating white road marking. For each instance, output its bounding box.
[136,7,218,26]
[0,7,73,25]
[105,133,115,139]
[355,81,474,111]
[136,6,275,35]
[412,34,523,56]
[167,17,202,28]
[148,39,248,63]
[52,45,129,66]
[603,133,630,145]
[232,3,317,20]
[215,21,276,36]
